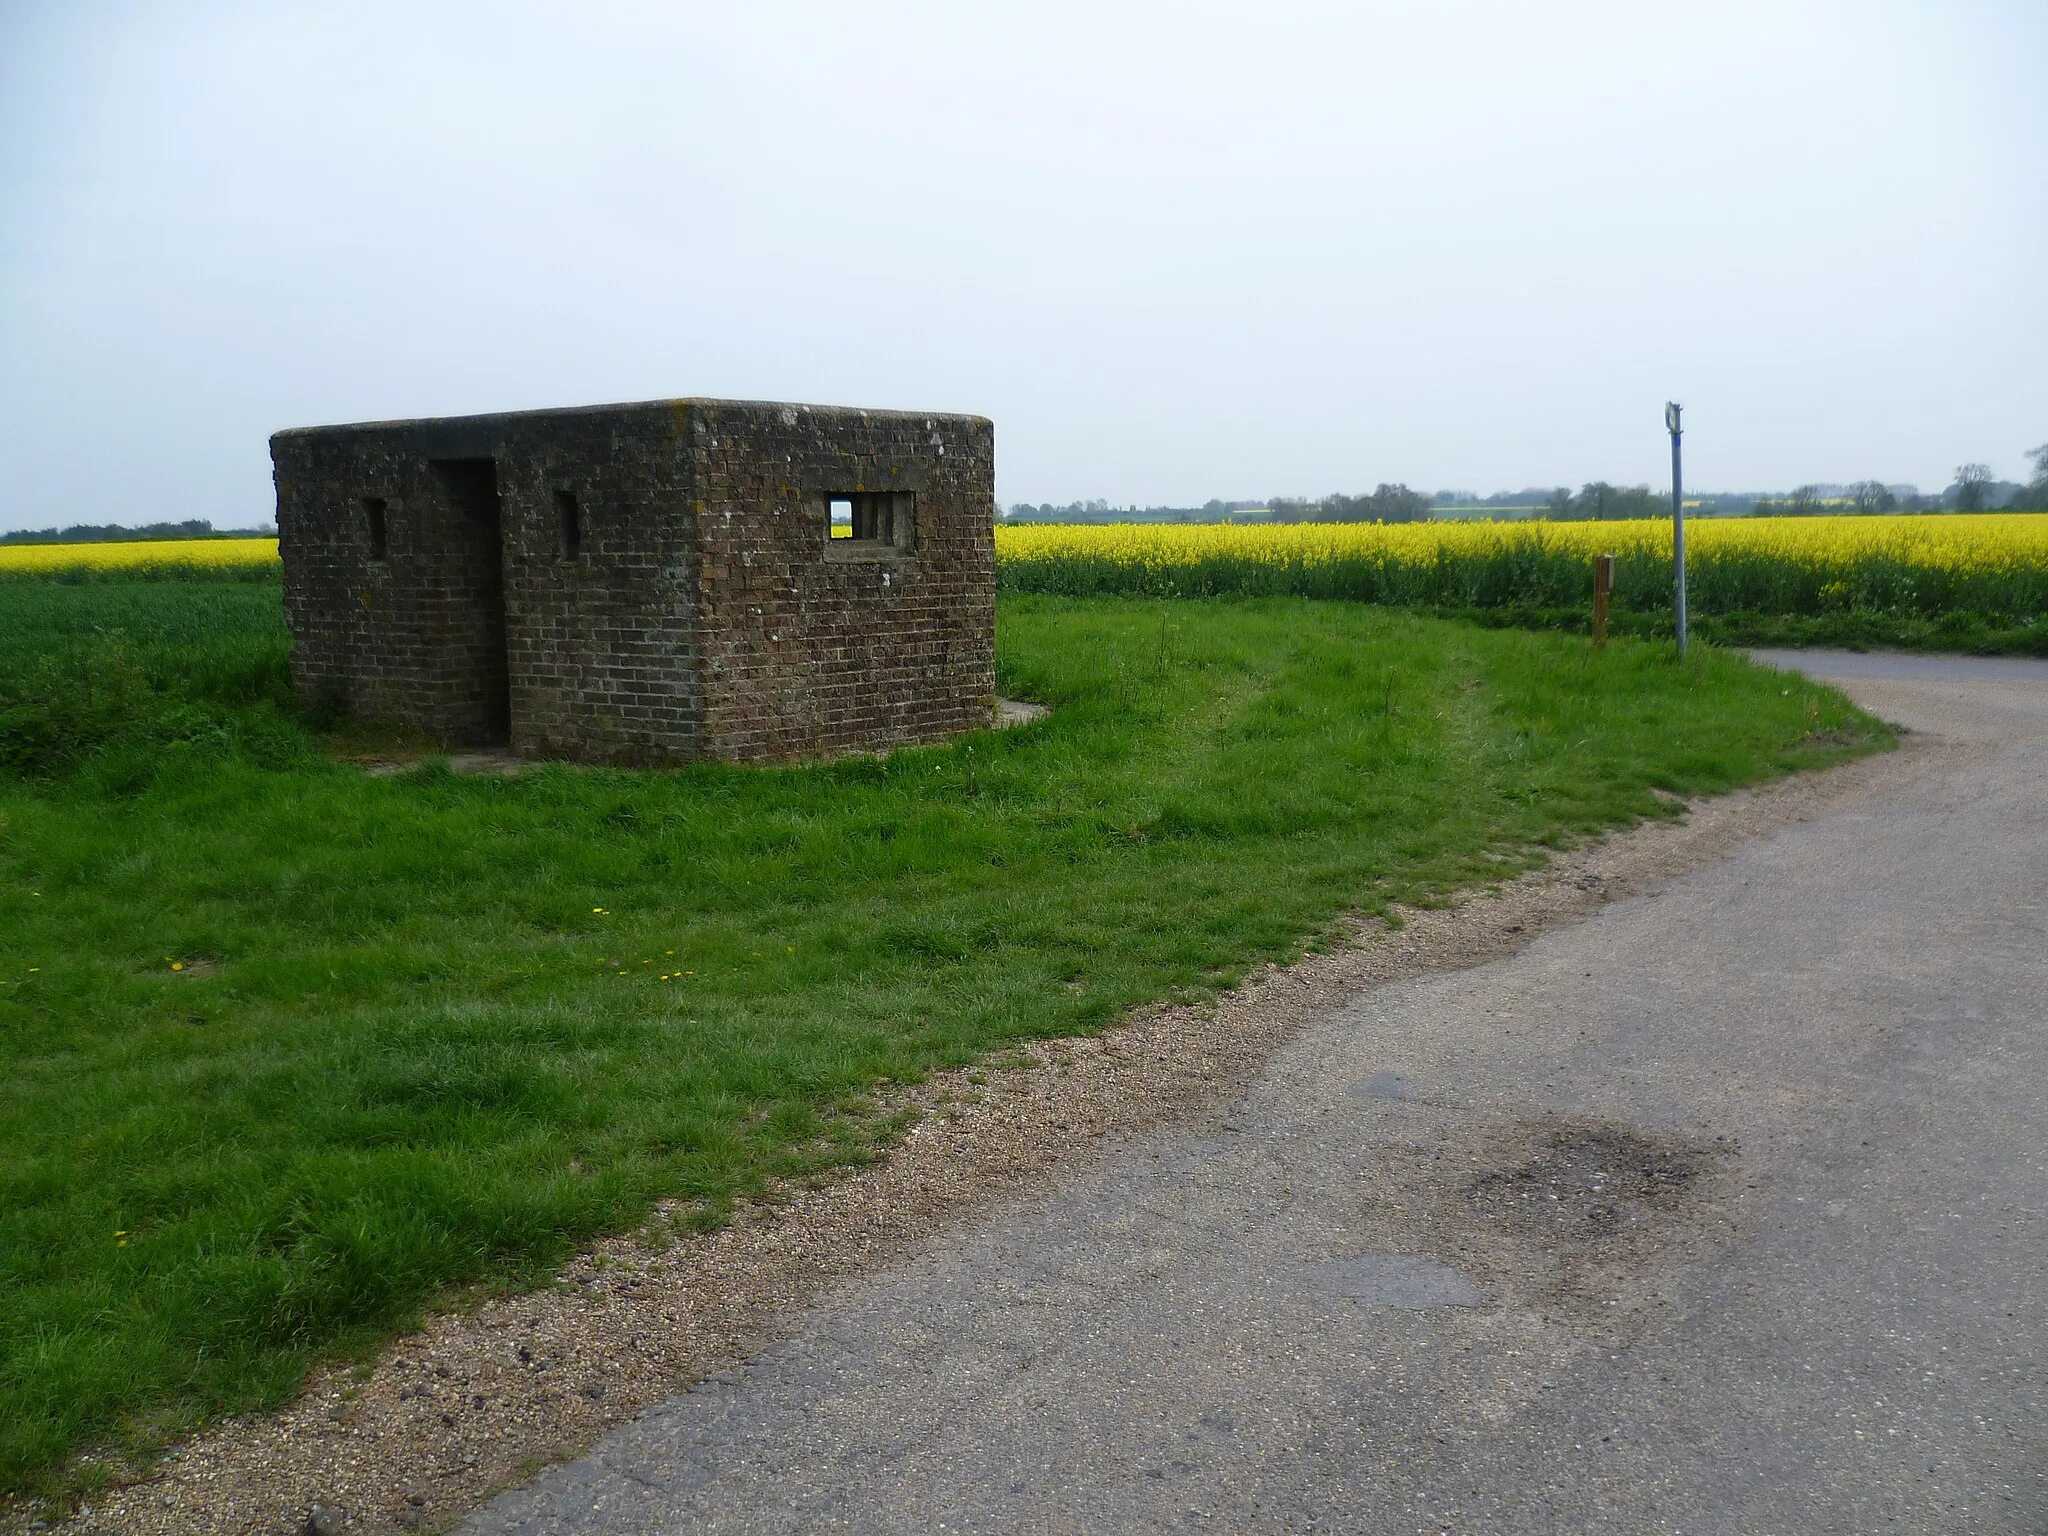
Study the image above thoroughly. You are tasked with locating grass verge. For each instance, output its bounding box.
[0,582,1886,1496]
[1359,603,2048,656]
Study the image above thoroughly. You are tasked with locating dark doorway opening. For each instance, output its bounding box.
[430,458,512,745]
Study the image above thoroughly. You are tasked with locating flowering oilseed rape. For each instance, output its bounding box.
[8,518,2046,632]
[994,515,2048,630]
[0,538,281,575]
[995,514,2048,573]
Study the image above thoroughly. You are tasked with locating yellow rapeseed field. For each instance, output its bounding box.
[7,517,2040,578]
[993,514,2048,576]
[994,513,2048,633]
[0,537,281,573]
[7,516,2045,640]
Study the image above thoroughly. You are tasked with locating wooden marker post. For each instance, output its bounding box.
[1593,553,1614,647]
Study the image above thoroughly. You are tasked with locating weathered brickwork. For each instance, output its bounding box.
[273,399,996,764]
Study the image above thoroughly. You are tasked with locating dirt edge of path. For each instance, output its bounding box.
[40,741,1931,1536]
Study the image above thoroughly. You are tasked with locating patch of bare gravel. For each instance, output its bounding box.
[34,743,1920,1536]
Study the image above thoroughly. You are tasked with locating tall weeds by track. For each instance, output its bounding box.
[0,578,299,778]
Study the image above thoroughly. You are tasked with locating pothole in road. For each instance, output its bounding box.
[1464,1119,1729,1247]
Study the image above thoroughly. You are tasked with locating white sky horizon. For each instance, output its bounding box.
[2,2,2043,532]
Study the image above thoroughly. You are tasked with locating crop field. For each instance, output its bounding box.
[0,537,282,578]
[0,571,1885,1498]
[11,516,2046,650]
[996,514,2048,651]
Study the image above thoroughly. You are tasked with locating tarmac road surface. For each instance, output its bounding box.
[460,650,2048,1534]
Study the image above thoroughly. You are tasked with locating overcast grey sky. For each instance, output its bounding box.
[1,1,2042,529]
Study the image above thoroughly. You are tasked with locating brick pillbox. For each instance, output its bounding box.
[273,399,997,765]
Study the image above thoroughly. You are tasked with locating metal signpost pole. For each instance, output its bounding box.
[1666,401,1686,656]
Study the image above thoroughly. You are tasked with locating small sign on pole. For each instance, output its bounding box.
[1666,402,1687,656]
[1593,553,1614,647]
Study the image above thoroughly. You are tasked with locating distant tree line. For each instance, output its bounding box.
[1750,455,2048,516]
[0,518,276,545]
[2007,446,2048,511]
[1540,482,1666,521]
[1268,484,1434,524]
[1003,499,1263,523]
[1003,442,2048,526]
[1751,483,1906,516]
[1440,488,1557,509]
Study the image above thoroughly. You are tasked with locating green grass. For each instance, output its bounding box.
[1308,602,2048,656]
[0,579,1885,1495]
